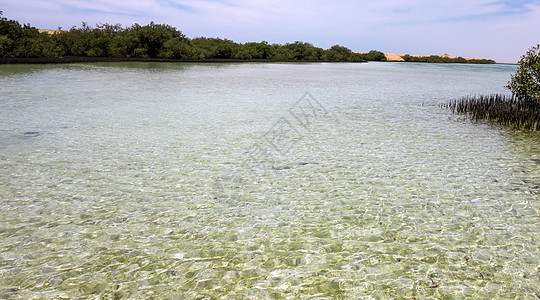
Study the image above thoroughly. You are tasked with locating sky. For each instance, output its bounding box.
[1,0,539,62]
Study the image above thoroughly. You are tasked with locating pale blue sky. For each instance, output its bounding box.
[1,0,539,62]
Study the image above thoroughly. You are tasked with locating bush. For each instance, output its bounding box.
[506,44,540,104]
[363,50,386,61]
[242,41,275,59]
[324,45,351,61]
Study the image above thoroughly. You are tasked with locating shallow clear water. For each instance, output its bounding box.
[0,62,539,299]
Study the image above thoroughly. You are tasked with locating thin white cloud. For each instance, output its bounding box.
[66,0,159,15]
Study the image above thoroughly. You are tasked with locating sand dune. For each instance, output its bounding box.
[371,52,483,62]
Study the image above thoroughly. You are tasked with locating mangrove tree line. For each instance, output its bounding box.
[402,54,495,64]
[0,12,385,62]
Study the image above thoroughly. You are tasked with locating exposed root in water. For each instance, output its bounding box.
[442,94,540,131]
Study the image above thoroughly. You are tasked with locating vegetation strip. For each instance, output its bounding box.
[1,12,384,63]
[2,11,491,64]
[0,56,367,64]
[402,54,495,64]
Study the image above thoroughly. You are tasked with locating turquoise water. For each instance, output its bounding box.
[0,62,539,298]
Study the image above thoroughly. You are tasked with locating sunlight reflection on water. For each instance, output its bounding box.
[0,62,539,298]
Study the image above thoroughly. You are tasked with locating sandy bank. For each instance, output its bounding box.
[355,52,486,62]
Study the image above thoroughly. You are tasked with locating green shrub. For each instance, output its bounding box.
[364,50,386,61]
[506,44,540,103]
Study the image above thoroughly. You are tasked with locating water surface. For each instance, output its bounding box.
[0,62,539,298]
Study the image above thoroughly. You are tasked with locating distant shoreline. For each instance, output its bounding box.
[0,16,498,65]
[355,52,500,64]
[0,56,369,65]
[0,56,508,65]
[382,53,483,62]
